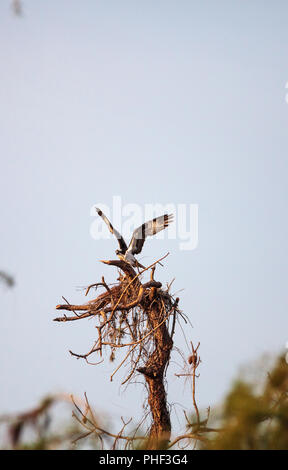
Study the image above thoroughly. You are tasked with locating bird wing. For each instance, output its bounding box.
[96,208,128,254]
[127,214,173,255]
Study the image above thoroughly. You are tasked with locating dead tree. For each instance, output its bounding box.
[54,255,182,449]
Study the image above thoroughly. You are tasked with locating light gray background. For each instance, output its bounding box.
[1,0,287,434]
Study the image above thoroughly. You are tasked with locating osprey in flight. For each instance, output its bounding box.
[96,208,173,269]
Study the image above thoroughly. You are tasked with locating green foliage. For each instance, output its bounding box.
[1,354,287,450]
[203,355,288,450]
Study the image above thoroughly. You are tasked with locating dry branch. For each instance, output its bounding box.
[54,255,180,447]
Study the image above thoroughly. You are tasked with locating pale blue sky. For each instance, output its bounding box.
[1,0,288,435]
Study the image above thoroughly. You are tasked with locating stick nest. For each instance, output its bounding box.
[54,257,181,384]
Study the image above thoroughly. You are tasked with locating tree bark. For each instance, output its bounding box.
[138,297,173,449]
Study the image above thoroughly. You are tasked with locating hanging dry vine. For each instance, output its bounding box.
[54,254,184,448]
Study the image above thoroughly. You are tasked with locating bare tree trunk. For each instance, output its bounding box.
[138,298,173,449]
[55,258,176,449]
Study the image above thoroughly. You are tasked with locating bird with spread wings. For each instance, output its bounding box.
[96,208,173,269]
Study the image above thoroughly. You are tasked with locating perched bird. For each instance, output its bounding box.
[96,208,173,269]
